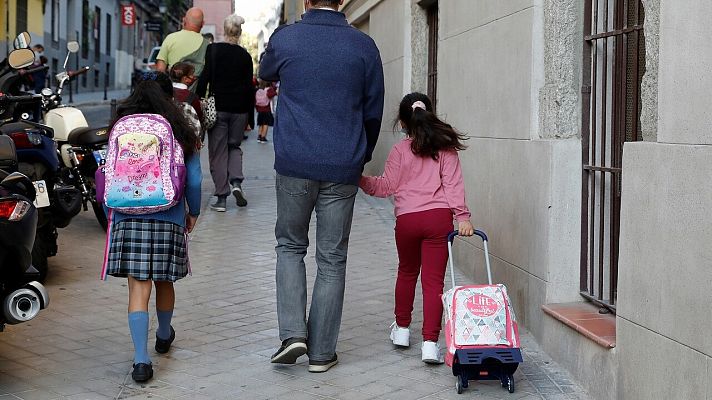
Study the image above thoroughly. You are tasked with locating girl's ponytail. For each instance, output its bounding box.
[397,93,467,160]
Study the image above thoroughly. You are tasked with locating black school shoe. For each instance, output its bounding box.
[132,363,153,382]
[155,326,175,354]
[270,337,307,364]
[308,353,338,373]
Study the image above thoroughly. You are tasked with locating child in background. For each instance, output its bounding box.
[254,80,277,143]
[360,92,474,364]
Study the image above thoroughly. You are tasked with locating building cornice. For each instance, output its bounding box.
[341,0,382,24]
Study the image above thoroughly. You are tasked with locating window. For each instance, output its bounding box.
[51,0,60,44]
[16,0,28,33]
[81,0,89,59]
[94,6,101,62]
[106,13,112,55]
[580,0,645,313]
[426,2,438,112]
[51,58,58,87]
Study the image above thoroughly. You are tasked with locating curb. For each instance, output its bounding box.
[68,99,114,107]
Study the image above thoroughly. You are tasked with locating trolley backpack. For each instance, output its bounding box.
[102,113,186,214]
[443,230,522,394]
[255,88,270,107]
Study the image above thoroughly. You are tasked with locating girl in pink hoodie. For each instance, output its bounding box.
[360,92,474,364]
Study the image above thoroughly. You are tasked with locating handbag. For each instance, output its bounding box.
[200,45,217,130]
[201,95,216,130]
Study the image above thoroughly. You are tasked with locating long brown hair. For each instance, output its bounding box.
[110,72,198,156]
[396,92,467,160]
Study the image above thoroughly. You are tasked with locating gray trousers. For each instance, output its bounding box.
[208,111,247,197]
[275,173,358,361]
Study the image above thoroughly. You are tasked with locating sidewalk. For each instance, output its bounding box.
[64,88,131,107]
[0,132,591,399]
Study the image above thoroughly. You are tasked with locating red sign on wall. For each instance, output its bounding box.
[121,4,136,26]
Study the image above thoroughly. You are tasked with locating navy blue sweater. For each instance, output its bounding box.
[259,9,385,185]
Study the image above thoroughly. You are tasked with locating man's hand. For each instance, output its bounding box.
[458,220,475,236]
[186,214,198,233]
[155,60,167,73]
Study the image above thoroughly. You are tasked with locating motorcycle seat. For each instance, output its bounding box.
[67,126,109,146]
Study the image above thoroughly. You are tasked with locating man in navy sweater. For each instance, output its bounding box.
[260,0,384,373]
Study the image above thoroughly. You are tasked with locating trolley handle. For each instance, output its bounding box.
[447,230,493,289]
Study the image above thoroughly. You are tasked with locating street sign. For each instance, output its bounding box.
[121,4,136,26]
[145,20,163,32]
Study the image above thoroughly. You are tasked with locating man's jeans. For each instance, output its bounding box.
[275,173,357,361]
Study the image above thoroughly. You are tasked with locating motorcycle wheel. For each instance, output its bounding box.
[92,200,108,231]
[31,236,48,283]
[85,176,108,231]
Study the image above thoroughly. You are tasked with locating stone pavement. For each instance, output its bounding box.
[0,132,591,399]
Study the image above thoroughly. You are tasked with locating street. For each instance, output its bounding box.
[0,102,590,399]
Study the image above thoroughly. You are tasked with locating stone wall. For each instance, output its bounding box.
[616,0,712,397]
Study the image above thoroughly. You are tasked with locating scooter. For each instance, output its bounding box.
[39,40,108,230]
[1,34,82,280]
[0,134,50,331]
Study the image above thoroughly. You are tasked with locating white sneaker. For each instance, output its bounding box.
[421,341,443,364]
[390,322,410,347]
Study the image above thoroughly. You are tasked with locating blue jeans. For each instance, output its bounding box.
[275,173,357,361]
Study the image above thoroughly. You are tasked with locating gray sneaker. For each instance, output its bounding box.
[210,197,226,212]
[231,183,247,207]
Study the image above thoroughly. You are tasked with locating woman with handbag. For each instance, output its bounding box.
[196,14,255,212]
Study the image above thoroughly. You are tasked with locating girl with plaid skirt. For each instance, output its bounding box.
[104,72,202,383]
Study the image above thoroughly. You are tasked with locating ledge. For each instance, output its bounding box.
[542,302,616,349]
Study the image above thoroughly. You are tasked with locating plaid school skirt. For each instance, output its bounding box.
[105,219,189,282]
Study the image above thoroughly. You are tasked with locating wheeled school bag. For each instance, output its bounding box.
[102,113,186,214]
[443,230,522,394]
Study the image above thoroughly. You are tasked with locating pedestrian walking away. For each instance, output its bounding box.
[196,14,254,212]
[170,62,204,143]
[360,92,474,364]
[254,79,277,143]
[155,7,209,91]
[100,72,202,383]
[259,0,385,373]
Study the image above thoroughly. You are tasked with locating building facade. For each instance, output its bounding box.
[194,0,233,43]
[340,0,712,399]
[3,0,191,91]
[1,0,44,56]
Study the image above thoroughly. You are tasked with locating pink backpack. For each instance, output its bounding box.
[103,113,186,214]
[255,88,270,107]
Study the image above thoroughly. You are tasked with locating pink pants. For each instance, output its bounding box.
[394,208,452,341]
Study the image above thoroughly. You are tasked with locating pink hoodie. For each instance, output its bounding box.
[359,138,471,222]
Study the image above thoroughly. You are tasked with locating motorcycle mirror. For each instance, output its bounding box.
[67,41,80,53]
[13,32,31,49]
[0,172,37,202]
[8,48,36,69]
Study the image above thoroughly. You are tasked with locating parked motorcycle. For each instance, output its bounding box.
[0,34,83,279]
[40,40,109,230]
[0,134,50,331]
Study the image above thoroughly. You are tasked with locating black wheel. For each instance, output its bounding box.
[86,177,108,231]
[31,235,48,282]
[91,199,108,231]
[455,380,463,394]
[506,374,515,393]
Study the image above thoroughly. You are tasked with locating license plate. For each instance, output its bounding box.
[93,150,107,166]
[33,180,50,208]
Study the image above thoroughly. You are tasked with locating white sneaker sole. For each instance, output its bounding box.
[308,359,338,373]
[270,342,307,364]
[210,205,226,212]
[391,335,410,347]
[422,357,444,364]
